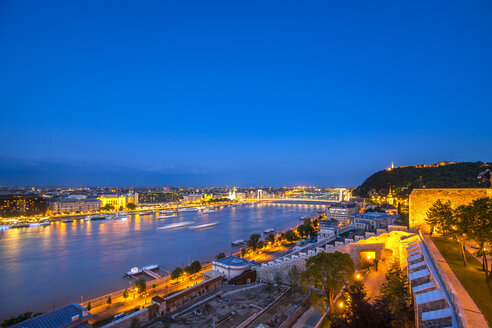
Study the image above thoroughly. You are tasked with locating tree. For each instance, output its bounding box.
[301,251,355,312]
[106,296,112,307]
[127,203,137,210]
[247,233,261,251]
[297,222,315,239]
[330,282,393,328]
[456,197,492,280]
[135,277,146,294]
[265,234,275,245]
[378,261,412,327]
[171,267,183,281]
[287,265,300,292]
[152,283,156,291]
[123,289,129,299]
[257,240,265,250]
[190,260,202,275]
[284,229,299,243]
[451,205,471,266]
[87,302,91,311]
[425,199,453,237]
[240,248,246,258]
[216,252,226,260]
[102,204,115,211]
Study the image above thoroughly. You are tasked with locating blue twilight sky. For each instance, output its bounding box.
[1,1,491,187]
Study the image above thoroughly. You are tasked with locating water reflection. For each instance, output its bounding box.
[0,203,323,319]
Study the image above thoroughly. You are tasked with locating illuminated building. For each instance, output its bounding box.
[99,195,128,209]
[206,256,251,280]
[49,197,101,213]
[0,194,48,217]
[136,192,179,204]
[350,212,398,231]
[326,203,358,223]
[182,194,203,202]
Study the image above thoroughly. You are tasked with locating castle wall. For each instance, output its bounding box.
[409,188,492,233]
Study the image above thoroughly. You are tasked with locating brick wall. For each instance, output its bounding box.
[409,188,492,233]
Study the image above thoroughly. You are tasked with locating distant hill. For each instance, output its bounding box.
[353,162,492,198]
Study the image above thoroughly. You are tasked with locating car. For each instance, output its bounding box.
[114,313,125,320]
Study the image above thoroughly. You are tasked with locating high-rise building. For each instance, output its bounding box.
[136,192,179,204]
[0,194,48,217]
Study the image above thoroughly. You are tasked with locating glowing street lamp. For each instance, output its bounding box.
[338,301,344,309]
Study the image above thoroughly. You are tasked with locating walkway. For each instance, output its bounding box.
[364,260,388,301]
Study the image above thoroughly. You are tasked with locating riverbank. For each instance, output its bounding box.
[0,202,325,320]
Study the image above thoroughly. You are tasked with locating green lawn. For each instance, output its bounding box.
[431,237,492,326]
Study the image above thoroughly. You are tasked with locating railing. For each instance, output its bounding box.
[418,231,466,328]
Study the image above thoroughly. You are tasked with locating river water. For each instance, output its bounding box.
[0,202,326,319]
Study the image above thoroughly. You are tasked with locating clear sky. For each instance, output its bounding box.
[1,0,491,187]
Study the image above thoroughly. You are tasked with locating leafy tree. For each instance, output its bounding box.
[330,282,393,328]
[456,197,492,279]
[2,312,39,328]
[301,251,355,312]
[127,203,137,210]
[102,204,115,211]
[378,261,412,327]
[123,289,129,299]
[425,199,453,237]
[171,267,183,281]
[184,265,193,275]
[152,283,156,291]
[257,240,265,249]
[135,277,146,294]
[284,229,299,243]
[297,222,315,239]
[106,296,112,307]
[265,234,275,245]
[216,252,226,260]
[240,248,246,257]
[190,260,202,275]
[451,205,472,266]
[247,233,261,251]
[287,265,300,292]
[87,302,91,311]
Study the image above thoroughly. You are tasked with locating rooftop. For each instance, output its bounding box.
[10,303,92,328]
[215,256,250,267]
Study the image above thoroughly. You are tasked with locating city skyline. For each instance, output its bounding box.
[1,0,492,186]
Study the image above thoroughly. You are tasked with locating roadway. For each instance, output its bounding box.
[83,264,211,325]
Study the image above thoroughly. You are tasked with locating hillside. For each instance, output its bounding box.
[353,162,492,198]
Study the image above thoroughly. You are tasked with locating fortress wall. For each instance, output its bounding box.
[409,188,492,233]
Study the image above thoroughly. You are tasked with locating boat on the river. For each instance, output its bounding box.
[90,216,106,221]
[232,239,245,246]
[189,222,219,230]
[157,222,194,230]
[179,207,199,212]
[157,214,176,219]
[263,228,274,233]
[126,264,159,276]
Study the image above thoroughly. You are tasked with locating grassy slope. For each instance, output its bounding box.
[431,237,492,326]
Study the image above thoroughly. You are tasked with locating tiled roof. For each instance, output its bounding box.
[11,303,91,328]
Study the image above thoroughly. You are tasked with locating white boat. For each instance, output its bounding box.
[0,225,11,231]
[189,222,219,230]
[157,214,176,219]
[143,264,158,270]
[160,210,175,214]
[264,228,274,233]
[85,215,92,221]
[201,208,216,213]
[29,222,50,227]
[232,239,245,246]
[116,215,129,221]
[157,221,194,230]
[179,207,199,212]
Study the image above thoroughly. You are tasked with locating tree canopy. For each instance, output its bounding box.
[301,251,355,312]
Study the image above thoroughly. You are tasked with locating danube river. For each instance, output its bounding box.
[0,202,325,320]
